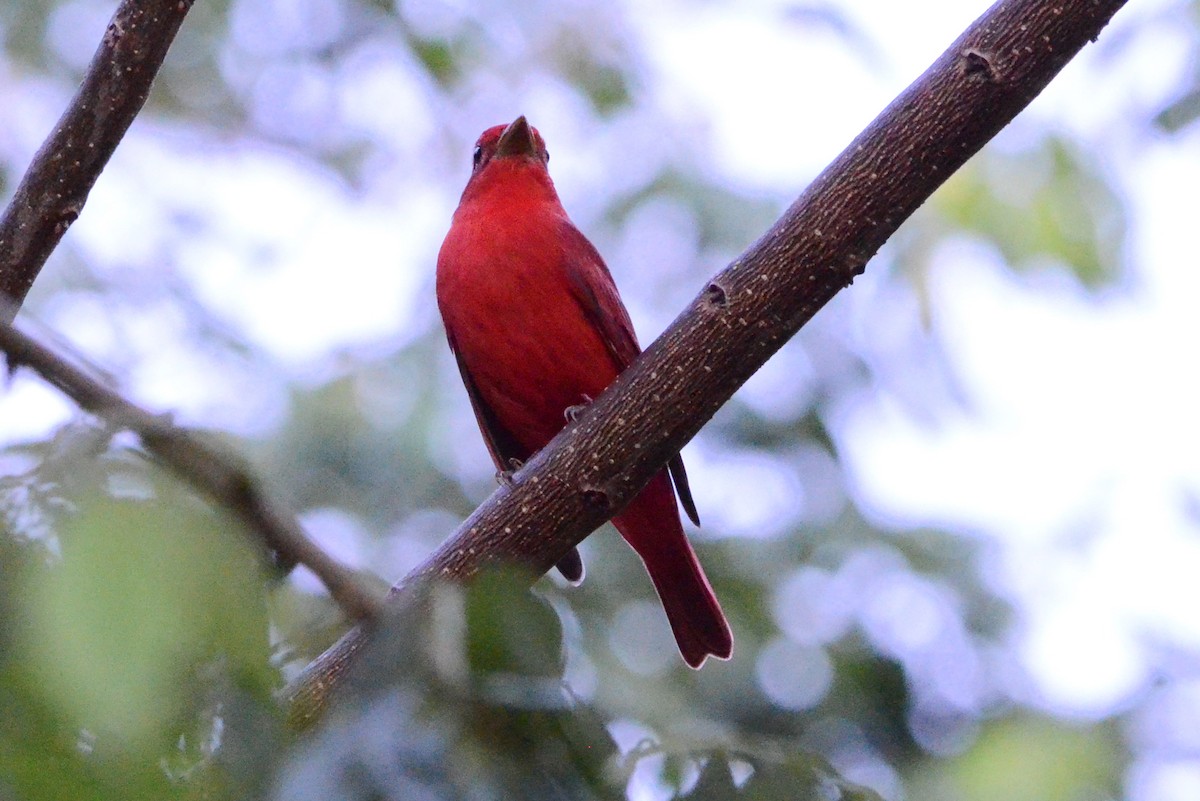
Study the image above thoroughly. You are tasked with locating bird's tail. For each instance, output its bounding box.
[612,471,733,668]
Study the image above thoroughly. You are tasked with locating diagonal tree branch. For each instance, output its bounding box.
[285,0,1129,727]
[0,317,383,623]
[0,0,193,319]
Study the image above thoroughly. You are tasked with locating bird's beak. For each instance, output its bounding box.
[495,116,538,159]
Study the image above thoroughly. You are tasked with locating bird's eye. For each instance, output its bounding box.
[472,146,483,169]
[543,149,550,164]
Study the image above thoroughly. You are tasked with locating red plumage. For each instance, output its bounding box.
[436,117,732,668]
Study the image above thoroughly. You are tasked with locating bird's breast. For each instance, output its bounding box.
[437,204,620,452]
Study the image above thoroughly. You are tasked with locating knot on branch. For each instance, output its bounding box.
[54,204,82,235]
[703,281,729,310]
[3,350,23,379]
[959,48,998,82]
[843,253,867,285]
[104,20,126,48]
[580,485,612,512]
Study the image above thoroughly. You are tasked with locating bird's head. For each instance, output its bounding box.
[472,116,549,172]
[456,116,558,207]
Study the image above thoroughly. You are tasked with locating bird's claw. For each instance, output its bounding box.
[496,458,524,486]
[564,394,594,422]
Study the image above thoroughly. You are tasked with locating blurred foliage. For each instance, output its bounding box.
[0,0,1192,799]
[1154,0,1200,132]
[932,138,1125,289]
[0,447,281,800]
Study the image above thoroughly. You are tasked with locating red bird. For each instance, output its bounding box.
[436,117,733,668]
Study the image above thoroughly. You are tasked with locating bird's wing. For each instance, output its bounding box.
[561,223,701,527]
[447,332,585,582]
[665,453,699,527]
[446,331,529,471]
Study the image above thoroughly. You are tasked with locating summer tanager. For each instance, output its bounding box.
[436,116,732,668]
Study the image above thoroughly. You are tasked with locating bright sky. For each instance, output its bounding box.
[2,1,1199,796]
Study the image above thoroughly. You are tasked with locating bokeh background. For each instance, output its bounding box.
[2,0,1199,799]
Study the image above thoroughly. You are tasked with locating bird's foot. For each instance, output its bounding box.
[496,457,524,486]
[564,394,594,422]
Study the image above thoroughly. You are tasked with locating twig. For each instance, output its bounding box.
[0,0,194,318]
[284,0,1129,727]
[0,318,383,623]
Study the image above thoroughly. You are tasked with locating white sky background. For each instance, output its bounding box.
[2,0,1199,796]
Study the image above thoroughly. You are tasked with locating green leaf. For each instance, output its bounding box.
[16,489,269,750]
[1155,86,1200,133]
[933,136,1126,288]
[465,569,566,680]
[944,716,1123,801]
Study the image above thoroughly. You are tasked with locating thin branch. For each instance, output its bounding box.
[0,0,193,318]
[285,0,1129,727]
[0,318,383,623]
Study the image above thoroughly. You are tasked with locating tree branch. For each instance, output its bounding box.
[285,0,1128,726]
[0,317,383,623]
[0,0,193,318]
